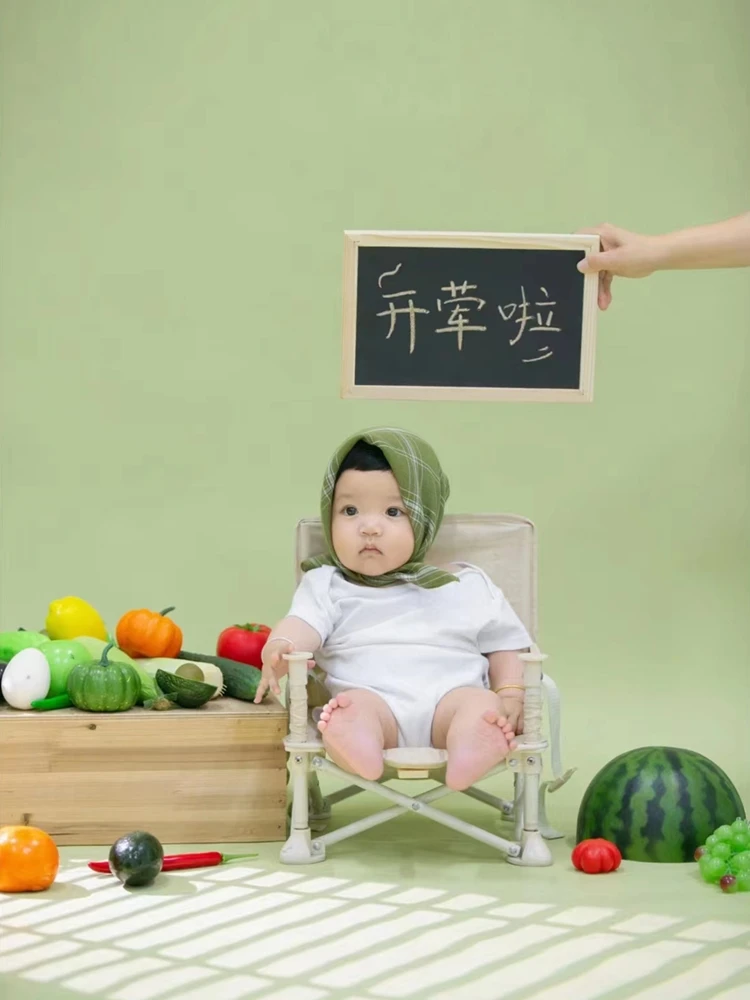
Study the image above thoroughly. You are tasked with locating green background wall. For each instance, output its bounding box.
[2,1,748,823]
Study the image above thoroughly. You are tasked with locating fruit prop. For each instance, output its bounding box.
[1,648,51,709]
[572,838,622,874]
[88,849,258,874]
[139,657,224,698]
[153,669,216,708]
[0,629,48,661]
[216,623,271,668]
[46,596,108,641]
[108,831,164,887]
[178,649,263,701]
[0,825,59,893]
[116,606,183,659]
[576,746,745,863]
[695,817,750,893]
[39,639,92,697]
[67,642,140,712]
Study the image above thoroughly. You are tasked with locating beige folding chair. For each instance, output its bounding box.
[281,513,574,866]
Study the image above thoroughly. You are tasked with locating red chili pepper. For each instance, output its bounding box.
[88,851,257,874]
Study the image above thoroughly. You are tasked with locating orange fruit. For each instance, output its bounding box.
[0,825,60,893]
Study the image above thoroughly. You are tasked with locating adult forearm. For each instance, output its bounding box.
[653,212,750,271]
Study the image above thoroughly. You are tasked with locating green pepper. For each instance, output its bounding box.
[0,630,48,662]
[31,694,73,711]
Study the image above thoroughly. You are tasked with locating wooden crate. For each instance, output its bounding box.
[0,696,288,846]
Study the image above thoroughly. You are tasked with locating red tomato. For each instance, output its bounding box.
[571,838,622,874]
[216,623,271,668]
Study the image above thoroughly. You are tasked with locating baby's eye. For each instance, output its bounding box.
[342,505,358,517]
[386,507,404,518]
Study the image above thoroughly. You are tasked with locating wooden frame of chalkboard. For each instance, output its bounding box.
[341,230,600,402]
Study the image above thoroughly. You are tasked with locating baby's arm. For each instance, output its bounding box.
[254,617,322,702]
[487,649,526,735]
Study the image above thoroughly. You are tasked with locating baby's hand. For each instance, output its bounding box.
[254,639,294,703]
[497,692,524,736]
[254,640,316,703]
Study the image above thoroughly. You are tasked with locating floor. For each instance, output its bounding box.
[2,781,749,1000]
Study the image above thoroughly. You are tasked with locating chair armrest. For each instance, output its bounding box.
[519,644,546,744]
[283,652,313,742]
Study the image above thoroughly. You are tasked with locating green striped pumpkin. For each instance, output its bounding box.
[576,746,745,863]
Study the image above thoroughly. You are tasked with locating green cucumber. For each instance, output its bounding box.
[177,650,262,701]
[154,669,216,708]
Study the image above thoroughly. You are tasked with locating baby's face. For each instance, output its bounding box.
[331,469,415,577]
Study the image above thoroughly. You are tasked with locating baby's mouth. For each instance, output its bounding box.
[361,545,382,554]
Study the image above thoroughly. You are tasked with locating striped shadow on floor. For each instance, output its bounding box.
[2,863,750,1000]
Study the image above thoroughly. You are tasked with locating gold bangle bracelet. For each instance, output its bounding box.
[493,684,525,693]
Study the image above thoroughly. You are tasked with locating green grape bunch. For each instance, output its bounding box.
[694,817,750,893]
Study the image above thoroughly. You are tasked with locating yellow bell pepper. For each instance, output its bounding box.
[45,597,108,642]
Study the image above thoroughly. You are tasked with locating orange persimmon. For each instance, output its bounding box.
[0,825,60,893]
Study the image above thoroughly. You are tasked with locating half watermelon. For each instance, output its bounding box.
[576,746,745,863]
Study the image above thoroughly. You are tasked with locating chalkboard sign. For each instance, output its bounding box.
[341,231,600,402]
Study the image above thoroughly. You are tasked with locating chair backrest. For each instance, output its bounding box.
[295,513,538,639]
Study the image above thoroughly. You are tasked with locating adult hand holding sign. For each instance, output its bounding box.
[578,212,750,310]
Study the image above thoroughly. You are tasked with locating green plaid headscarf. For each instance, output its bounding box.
[301,427,458,589]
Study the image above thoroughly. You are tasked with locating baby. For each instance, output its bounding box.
[255,427,531,792]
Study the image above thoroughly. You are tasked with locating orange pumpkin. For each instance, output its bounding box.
[0,825,60,893]
[115,606,183,659]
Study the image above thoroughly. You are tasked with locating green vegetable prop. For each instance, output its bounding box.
[0,630,48,662]
[31,694,74,711]
[73,636,159,704]
[67,642,140,712]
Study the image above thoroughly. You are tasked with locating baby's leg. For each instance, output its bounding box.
[432,687,517,791]
[317,689,398,782]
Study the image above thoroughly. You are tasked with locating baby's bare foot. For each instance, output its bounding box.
[317,694,384,781]
[445,709,517,791]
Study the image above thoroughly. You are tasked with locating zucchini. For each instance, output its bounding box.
[178,650,263,701]
[154,669,216,708]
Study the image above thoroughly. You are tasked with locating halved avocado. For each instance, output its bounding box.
[155,669,216,708]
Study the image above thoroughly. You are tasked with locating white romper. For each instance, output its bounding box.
[286,562,532,748]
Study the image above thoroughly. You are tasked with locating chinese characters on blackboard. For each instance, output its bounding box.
[376,262,562,363]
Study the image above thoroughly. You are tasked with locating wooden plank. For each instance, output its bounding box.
[0,697,289,844]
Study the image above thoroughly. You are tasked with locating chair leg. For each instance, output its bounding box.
[513,771,524,842]
[309,770,331,832]
[507,752,553,867]
[286,769,332,833]
[280,752,326,865]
